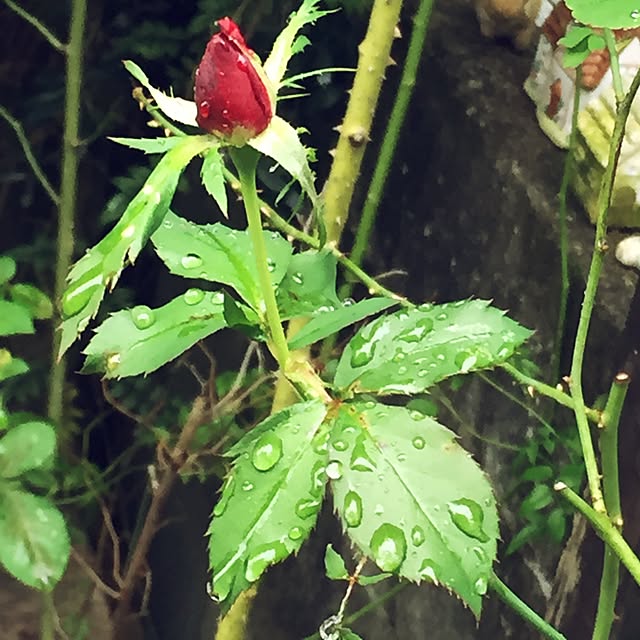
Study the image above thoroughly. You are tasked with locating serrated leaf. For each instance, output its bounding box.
[565,0,640,29]
[0,256,16,285]
[0,300,34,336]
[59,136,214,357]
[82,290,228,378]
[339,630,364,640]
[0,422,56,478]
[208,400,328,612]
[0,485,70,590]
[329,403,497,617]
[334,300,532,396]
[249,115,318,208]
[10,284,53,320]
[109,136,185,154]
[152,211,292,312]
[324,543,349,580]
[288,297,398,350]
[263,0,334,90]
[123,60,198,127]
[0,352,29,382]
[276,249,340,319]
[201,147,228,216]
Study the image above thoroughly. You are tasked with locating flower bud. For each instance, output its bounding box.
[194,18,274,145]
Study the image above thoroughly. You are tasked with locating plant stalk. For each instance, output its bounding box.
[47,0,87,426]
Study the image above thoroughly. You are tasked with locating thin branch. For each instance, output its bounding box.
[0,105,60,205]
[3,0,66,52]
[70,547,121,599]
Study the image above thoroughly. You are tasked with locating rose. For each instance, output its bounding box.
[194,17,274,146]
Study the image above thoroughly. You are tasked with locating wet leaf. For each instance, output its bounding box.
[152,212,292,313]
[82,289,228,378]
[208,400,328,612]
[565,0,640,29]
[334,300,532,396]
[329,402,497,617]
[0,422,56,477]
[0,486,70,590]
[201,146,228,216]
[324,543,349,580]
[108,136,185,154]
[59,135,214,357]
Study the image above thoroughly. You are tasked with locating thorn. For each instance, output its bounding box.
[394,25,402,39]
[387,57,397,67]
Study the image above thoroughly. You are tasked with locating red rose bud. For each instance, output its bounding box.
[194,17,274,145]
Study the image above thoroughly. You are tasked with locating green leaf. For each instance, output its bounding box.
[263,0,334,90]
[0,422,56,477]
[10,284,53,320]
[201,147,228,217]
[288,297,398,350]
[558,25,593,49]
[334,300,532,396]
[152,211,292,312]
[329,403,497,617]
[565,0,640,29]
[0,352,29,382]
[249,116,318,209]
[0,256,16,285]
[59,135,214,357]
[276,249,340,319]
[324,543,349,580]
[357,572,391,585]
[339,630,364,640]
[519,465,554,483]
[0,485,70,590]
[0,300,34,336]
[208,400,328,612]
[123,60,198,127]
[108,136,185,154]
[82,290,228,378]
[519,484,554,519]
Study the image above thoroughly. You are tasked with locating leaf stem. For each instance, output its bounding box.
[593,372,629,640]
[489,573,566,640]
[568,62,640,513]
[555,483,640,586]
[3,0,66,52]
[231,147,290,369]
[604,30,624,106]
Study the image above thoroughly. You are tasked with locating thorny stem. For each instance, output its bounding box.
[568,63,640,513]
[231,147,290,370]
[593,372,630,640]
[489,573,566,640]
[341,0,434,299]
[555,483,640,586]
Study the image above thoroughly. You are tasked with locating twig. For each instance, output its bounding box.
[0,105,60,205]
[70,547,121,599]
[3,0,66,52]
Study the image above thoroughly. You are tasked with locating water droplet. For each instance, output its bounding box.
[131,305,155,330]
[412,436,426,450]
[61,269,103,317]
[310,462,327,497]
[266,258,276,272]
[370,523,406,572]
[184,288,205,305]
[325,460,343,480]
[454,351,478,373]
[213,475,235,516]
[211,291,225,305]
[399,316,434,343]
[288,526,304,541]
[398,365,408,375]
[448,498,489,542]
[436,312,447,321]
[106,353,121,371]
[632,9,640,20]
[251,432,283,472]
[312,430,329,455]
[121,223,136,238]
[162,218,173,229]
[350,438,376,472]
[245,541,287,582]
[241,480,254,492]
[181,253,203,269]
[350,341,377,368]
[410,411,423,421]
[397,452,407,462]
[418,559,438,583]
[331,439,348,452]
[411,525,425,547]
[472,546,487,563]
[474,576,488,595]
[296,497,321,519]
[343,297,355,306]
[392,351,406,363]
[374,503,384,515]
[199,100,210,118]
[291,272,304,285]
[343,491,363,527]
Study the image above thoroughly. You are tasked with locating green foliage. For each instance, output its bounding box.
[324,543,349,579]
[559,26,606,69]
[334,300,532,396]
[565,0,640,29]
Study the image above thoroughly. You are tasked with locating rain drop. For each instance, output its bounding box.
[411,525,425,547]
[342,297,355,306]
[288,526,304,541]
[472,546,487,563]
[131,305,155,330]
[291,272,304,285]
[412,436,426,450]
[343,491,363,527]
[632,9,640,20]
[266,258,276,272]
[370,523,406,572]
[392,351,406,363]
[454,351,478,373]
[61,269,103,317]
[474,576,488,595]
[106,353,121,372]
[418,559,438,583]
[183,288,205,305]
[374,503,384,516]
[181,253,203,269]
[245,542,287,582]
[331,439,348,452]
[199,100,210,118]
[325,460,343,480]
[448,498,490,543]
[310,462,327,497]
[241,480,254,492]
[296,497,321,519]
[251,432,283,472]
[350,439,376,472]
